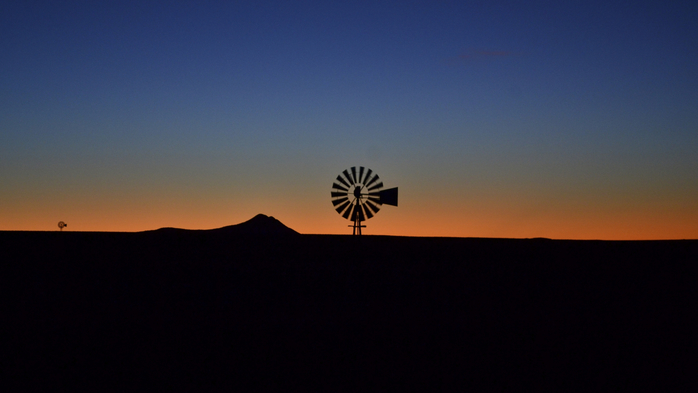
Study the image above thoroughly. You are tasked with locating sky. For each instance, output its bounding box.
[1,0,697,239]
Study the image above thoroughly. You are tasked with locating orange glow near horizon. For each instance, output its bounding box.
[3,187,696,240]
[2,153,696,240]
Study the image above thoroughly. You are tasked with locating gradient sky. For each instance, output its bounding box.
[2,1,697,239]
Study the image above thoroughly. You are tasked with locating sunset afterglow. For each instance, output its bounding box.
[2,1,696,239]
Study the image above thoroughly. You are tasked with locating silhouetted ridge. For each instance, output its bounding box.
[149,214,298,235]
[212,214,299,235]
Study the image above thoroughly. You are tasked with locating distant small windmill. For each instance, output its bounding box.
[58,221,67,231]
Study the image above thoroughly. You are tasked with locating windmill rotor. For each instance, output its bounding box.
[331,166,398,235]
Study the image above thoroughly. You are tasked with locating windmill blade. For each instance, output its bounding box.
[367,197,382,206]
[365,200,381,213]
[358,166,365,184]
[365,174,380,188]
[368,181,383,191]
[342,201,354,219]
[363,169,373,186]
[336,175,351,189]
[350,167,358,184]
[337,200,352,216]
[331,191,349,198]
[379,187,398,206]
[332,182,349,192]
[362,203,374,219]
[332,196,349,206]
[343,169,354,186]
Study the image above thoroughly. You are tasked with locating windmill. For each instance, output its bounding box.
[331,166,398,235]
[58,221,67,231]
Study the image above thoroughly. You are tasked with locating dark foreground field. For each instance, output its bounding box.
[4,217,697,391]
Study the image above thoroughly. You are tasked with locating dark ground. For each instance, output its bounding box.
[4,226,697,391]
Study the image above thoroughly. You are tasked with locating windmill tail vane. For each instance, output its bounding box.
[331,166,398,235]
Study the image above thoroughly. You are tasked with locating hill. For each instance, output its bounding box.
[150,213,299,236]
[211,213,299,235]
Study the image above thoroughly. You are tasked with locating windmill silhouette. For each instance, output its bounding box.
[331,166,398,235]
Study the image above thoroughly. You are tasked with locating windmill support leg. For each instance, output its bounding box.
[351,218,365,235]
